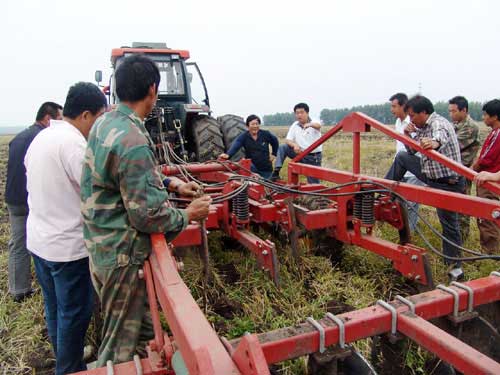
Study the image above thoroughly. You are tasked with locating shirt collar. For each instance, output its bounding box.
[49,119,86,141]
[116,103,143,124]
[424,112,437,127]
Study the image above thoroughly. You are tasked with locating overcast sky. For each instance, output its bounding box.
[2,0,499,126]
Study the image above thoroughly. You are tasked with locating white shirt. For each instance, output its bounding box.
[395,116,410,154]
[394,115,415,179]
[25,120,88,262]
[286,119,322,153]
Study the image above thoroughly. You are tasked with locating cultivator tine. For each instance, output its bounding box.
[396,197,411,245]
[200,219,210,283]
[285,198,301,263]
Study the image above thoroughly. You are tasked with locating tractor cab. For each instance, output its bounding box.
[95,42,236,162]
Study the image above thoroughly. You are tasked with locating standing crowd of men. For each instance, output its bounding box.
[4,54,500,373]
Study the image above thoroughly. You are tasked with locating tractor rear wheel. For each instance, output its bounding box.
[191,116,225,162]
[218,114,247,161]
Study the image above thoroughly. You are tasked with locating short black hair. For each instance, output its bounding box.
[245,114,261,126]
[294,103,309,113]
[115,55,160,102]
[62,82,107,119]
[482,99,500,119]
[35,102,62,121]
[449,96,469,112]
[389,93,408,106]
[406,95,434,114]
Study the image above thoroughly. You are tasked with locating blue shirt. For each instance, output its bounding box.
[5,123,46,206]
[227,130,279,172]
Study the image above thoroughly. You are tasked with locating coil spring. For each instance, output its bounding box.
[361,191,375,225]
[353,189,375,225]
[233,185,249,223]
[353,194,363,220]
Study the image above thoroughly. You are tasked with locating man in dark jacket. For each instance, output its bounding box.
[219,114,279,178]
[5,101,62,302]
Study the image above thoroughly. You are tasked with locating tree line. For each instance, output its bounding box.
[263,101,485,125]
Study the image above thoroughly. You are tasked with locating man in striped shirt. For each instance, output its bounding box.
[472,99,500,254]
[385,95,465,279]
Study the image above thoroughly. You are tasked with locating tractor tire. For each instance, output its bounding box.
[191,116,225,162]
[217,114,247,161]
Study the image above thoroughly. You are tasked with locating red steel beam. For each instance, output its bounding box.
[398,312,500,375]
[149,234,240,374]
[230,275,500,364]
[291,112,500,195]
[287,163,500,223]
[162,162,240,176]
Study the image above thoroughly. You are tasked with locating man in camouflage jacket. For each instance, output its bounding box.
[81,55,211,366]
[448,96,480,241]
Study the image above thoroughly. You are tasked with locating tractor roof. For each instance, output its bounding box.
[111,46,190,63]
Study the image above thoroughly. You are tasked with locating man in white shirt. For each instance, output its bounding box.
[389,93,426,232]
[25,82,107,375]
[271,102,322,183]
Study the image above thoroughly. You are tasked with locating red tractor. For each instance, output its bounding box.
[95,42,246,163]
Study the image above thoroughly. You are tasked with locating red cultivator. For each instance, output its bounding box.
[76,112,500,374]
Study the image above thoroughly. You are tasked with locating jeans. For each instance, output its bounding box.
[275,144,322,183]
[402,175,427,232]
[7,204,32,297]
[385,151,465,266]
[250,164,272,179]
[32,253,94,375]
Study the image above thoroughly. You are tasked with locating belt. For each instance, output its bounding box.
[429,176,460,185]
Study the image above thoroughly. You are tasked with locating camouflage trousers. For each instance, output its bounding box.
[477,186,500,254]
[90,259,154,367]
[458,179,472,243]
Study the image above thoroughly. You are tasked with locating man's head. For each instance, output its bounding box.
[246,114,261,136]
[406,95,434,128]
[35,102,63,126]
[448,96,469,124]
[389,93,408,120]
[294,102,310,124]
[482,99,500,129]
[63,82,108,138]
[115,54,160,117]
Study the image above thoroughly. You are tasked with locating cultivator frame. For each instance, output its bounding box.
[76,112,500,375]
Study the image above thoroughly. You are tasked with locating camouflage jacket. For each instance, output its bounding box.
[454,115,480,167]
[81,104,188,268]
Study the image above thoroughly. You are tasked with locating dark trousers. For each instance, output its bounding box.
[7,204,32,297]
[32,253,94,375]
[385,151,465,266]
[250,164,272,179]
[275,144,322,183]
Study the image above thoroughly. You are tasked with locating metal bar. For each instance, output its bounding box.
[293,123,343,162]
[350,233,431,285]
[351,111,500,195]
[352,132,361,174]
[398,312,500,375]
[149,234,240,374]
[142,261,165,354]
[72,358,158,375]
[229,275,500,364]
[287,163,500,223]
[161,162,240,176]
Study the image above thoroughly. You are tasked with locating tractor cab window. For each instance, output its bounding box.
[157,61,185,95]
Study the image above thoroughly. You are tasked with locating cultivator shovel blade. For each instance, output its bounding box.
[307,346,377,375]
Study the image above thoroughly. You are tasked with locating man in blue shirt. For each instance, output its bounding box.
[5,101,62,302]
[220,114,279,179]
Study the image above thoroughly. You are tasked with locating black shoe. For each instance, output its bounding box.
[12,288,36,303]
[448,267,464,282]
[270,169,281,182]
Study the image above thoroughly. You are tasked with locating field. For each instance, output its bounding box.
[0,126,497,374]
